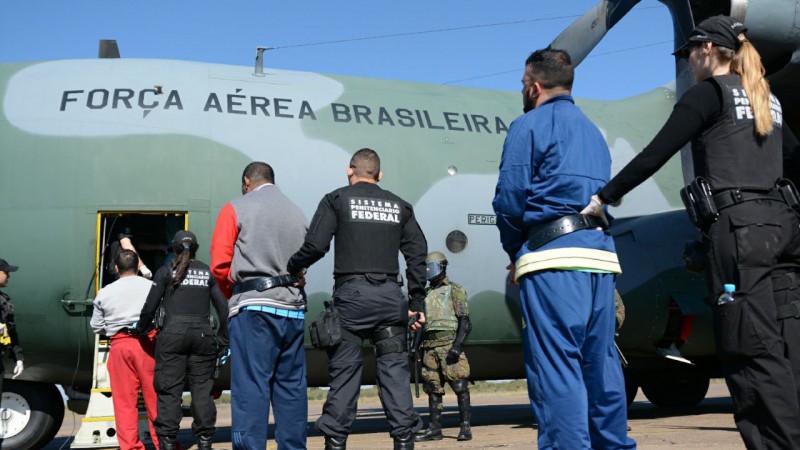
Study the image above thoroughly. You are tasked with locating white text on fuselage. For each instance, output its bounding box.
[59,89,510,135]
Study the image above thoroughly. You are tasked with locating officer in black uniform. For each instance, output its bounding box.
[287,148,428,450]
[583,15,800,448]
[0,258,24,390]
[137,231,229,450]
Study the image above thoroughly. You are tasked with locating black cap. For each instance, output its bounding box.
[172,230,198,251]
[0,258,19,273]
[673,15,747,56]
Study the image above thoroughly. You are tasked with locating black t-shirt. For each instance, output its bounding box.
[598,80,799,204]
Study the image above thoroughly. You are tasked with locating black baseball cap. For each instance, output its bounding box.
[0,258,19,273]
[673,15,747,56]
[172,230,198,250]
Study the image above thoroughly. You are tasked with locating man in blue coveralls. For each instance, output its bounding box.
[492,48,636,449]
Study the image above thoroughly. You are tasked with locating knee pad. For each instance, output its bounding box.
[449,379,469,394]
[422,380,439,395]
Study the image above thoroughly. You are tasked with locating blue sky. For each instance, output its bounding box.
[0,1,677,100]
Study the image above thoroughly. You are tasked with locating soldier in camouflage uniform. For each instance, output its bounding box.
[414,251,472,442]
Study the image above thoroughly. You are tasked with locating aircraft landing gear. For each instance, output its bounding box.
[640,376,710,408]
[0,380,64,450]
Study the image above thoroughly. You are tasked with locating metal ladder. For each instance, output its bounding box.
[71,334,154,448]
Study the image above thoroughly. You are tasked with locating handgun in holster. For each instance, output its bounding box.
[680,177,719,229]
[153,305,166,330]
[777,179,800,210]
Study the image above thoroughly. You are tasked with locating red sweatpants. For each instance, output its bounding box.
[107,332,160,450]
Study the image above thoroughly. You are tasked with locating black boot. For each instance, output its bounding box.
[414,394,443,442]
[159,435,178,450]
[196,434,213,450]
[324,435,347,450]
[393,433,414,450]
[456,390,472,441]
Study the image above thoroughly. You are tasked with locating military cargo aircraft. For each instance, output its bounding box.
[1,0,799,448]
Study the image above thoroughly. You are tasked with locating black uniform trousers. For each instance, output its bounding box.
[153,319,218,438]
[705,199,800,449]
[315,278,423,439]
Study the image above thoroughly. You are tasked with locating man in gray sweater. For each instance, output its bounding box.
[90,250,160,450]
[211,162,309,450]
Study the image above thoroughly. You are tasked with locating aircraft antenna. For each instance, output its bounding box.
[254,46,274,77]
[98,40,120,59]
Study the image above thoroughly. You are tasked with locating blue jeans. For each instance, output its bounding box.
[520,270,635,450]
[229,309,307,450]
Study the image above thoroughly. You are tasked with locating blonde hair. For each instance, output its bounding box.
[728,34,774,136]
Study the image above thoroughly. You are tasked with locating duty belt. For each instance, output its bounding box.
[164,315,209,325]
[233,274,297,294]
[712,188,784,211]
[334,273,399,289]
[527,214,607,251]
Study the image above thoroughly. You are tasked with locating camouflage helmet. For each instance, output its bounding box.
[425,251,448,281]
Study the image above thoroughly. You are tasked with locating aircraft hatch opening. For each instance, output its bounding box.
[97,212,187,290]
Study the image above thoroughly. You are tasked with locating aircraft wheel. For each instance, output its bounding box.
[0,380,65,450]
[640,377,710,408]
[623,371,638,407]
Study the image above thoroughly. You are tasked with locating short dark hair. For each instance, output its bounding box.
[525,49,574,91]
[115,249,139,274]
[242,162,275,185]
[349,148,381,180]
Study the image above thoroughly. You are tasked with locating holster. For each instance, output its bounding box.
[680,177,718,229]
[308,300,343,349]
[153,305,166,330]
[777,179,800,210]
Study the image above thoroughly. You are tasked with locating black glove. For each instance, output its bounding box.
[445,347,460,364]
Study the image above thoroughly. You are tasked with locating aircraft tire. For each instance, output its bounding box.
[640,376,710,408]
[0,380,65,450]
[623,371,638,407]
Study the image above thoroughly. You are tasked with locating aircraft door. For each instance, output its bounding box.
[97,212,187,289]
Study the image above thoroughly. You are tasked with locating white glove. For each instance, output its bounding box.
[580,194,609,227]
[12,360,23,379]
[140,265,153,279]
[0,323,6,335]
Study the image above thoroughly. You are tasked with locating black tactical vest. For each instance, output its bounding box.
[691,74,783,191]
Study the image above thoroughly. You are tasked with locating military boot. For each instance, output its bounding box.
[159,435,178,450]
[393,433,415,450]
[414,394,443,441]
[196,434,213,450]
[324,435,347,450]
[456,390,473,441]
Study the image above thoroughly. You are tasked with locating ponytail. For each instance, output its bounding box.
[170,249,194,292]
[730,34,773,137]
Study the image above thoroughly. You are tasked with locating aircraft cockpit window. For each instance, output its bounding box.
[446,230,468,254]
[97,212,187,289]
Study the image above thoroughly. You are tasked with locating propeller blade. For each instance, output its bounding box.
[548,0,640,66]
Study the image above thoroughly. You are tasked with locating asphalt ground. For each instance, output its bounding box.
[50,381,745,450]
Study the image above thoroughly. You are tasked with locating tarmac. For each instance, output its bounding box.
[50,380,745,450]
